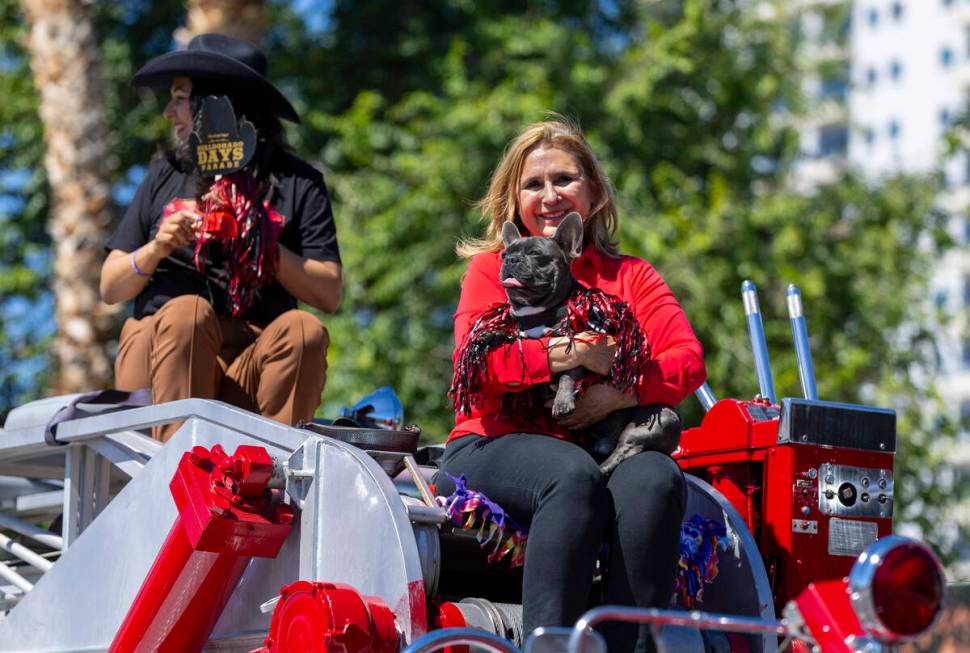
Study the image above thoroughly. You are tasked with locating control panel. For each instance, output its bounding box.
[817,463,893,519]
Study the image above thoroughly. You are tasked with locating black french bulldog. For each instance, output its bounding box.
[499,212,682,474]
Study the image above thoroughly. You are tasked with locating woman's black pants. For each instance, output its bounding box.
[436,433,686,653]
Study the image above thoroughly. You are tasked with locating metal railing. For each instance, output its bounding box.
[0,399,286,612]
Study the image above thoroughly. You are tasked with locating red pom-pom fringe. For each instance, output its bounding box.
[450,286,651,422]
[193,172,284,317]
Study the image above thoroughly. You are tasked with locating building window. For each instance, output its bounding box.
[961,338,970,367]
[866,66,878,86]
[820,76,847,101]
[888,119,900,140]
[868,7,879,27]
[891,2,904,20]
[943,0,955,7]
[963,274,970,306]
[864,126,875,146]
[818,124,848,157]
[965,154,970,184]
[960,400,970,426]
[889,59,902,81]
[941,107,952,129]
[941,46,954,68]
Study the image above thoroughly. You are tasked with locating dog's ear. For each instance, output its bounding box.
[501,221,522,247]
[553,212,584,260]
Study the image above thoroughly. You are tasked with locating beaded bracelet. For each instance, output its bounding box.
[130,252,151,278]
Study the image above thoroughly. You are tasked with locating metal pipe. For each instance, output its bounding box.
[0,532,53,572]
[267,455,287,489]
[568,605,788,653]
[786,284,818,400]
[0,561,34,593]
[0,512,63,550]
[741,281,776,404]
[403,454,438,509]
[695,382,717,412]
[401,627,523,653]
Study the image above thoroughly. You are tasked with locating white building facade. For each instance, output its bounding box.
[849,1,970,418]
[848,0,970,570]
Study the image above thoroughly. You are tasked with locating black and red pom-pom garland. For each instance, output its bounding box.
[450,285,651,421]
[167,171,284,317]
[199,172,283,317]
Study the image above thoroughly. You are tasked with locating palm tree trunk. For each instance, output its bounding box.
[21,0,119,394]
[177,0,266,46]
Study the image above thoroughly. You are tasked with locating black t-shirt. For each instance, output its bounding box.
[106,152,341,326]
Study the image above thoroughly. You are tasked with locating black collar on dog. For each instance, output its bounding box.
[512,303,571,332]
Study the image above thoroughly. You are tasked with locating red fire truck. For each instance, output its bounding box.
[0,282,945,652]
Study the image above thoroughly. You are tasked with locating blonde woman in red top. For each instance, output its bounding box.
[438,119,706,653]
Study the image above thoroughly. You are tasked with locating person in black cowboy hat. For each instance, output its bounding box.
[100,33,341,441]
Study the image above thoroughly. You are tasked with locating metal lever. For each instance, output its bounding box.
[403,454,437,509]
[786,284,818,400]
[742,280,776,404]
[695,382,717,411]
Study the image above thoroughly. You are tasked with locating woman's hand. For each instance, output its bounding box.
[553,383,637,430]
[152,206,200,257]
[549,332,616,375]
[101,202,200,305]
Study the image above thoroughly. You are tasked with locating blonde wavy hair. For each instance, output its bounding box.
[457,117,620,258]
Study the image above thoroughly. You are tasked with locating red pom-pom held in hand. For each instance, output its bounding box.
[163,173,283,317]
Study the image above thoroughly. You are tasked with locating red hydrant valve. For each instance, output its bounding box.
[172,444,293,557]
[259,581,399,653]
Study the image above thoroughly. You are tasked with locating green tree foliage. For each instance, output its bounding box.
[0,0,183,411]
[0,0,48,409]
[272,0,961,556]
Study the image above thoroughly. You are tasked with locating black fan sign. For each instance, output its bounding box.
[189,95,256,175]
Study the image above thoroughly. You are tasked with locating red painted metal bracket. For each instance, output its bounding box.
[110,444,294,653]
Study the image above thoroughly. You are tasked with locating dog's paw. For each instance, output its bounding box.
[596,405,682,474]
[551,397,575,418]
[625,406,682,454]
[599,443,645,474]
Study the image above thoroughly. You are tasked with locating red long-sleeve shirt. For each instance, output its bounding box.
[449,245,706,443]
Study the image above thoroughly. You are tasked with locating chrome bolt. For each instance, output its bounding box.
[861,477,870,488]
[808,468,818,479]
[878,478,887,489]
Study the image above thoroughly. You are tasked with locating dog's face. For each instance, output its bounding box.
[499,212,584,310]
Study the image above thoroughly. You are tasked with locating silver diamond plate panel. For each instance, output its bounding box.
[828,518,878,557]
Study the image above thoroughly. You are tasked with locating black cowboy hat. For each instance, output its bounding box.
[130,33,300,124]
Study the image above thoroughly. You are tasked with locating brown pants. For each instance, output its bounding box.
[114,294,329,441]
